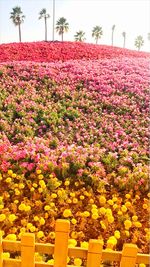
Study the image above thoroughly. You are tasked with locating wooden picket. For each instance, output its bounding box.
[0,219,149,267]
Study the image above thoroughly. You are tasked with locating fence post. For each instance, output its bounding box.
[0,234,2,267]
[21,233,35,267]
[86,239,103,267]
[54,219,70,267]
[120,243,138,267]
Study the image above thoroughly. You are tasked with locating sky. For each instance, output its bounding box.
[0,0,150,51]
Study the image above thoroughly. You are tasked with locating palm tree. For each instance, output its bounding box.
[74,30,86,42]
[135,35,144,51]
[111,24,115,46]
[10,6,25,42]
[56,17,69,41]
[39,8,50,41]
[148,32,150,41]
[122,31,126,48]
[92,26,103,44]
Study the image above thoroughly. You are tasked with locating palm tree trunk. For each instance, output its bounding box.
[96,38,98,44]
[123,37,125,48]
[45,17,47,41]
[62,32,63,42]
[111,31,113,46]
[18,23,21,42]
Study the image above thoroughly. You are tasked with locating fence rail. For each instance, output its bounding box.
[0,219,149,267]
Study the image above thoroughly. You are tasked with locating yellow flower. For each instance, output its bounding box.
[113,204,118,210]
[8,214,17,223]
[114,230,120,239]
[70,192,75,197]
[47,259,54,265]
[139,264,146,267]
[91,207,98,213]
[7,169,13,176]
[143,204,148,209]
[63,209,72,218]
[107,199,114,206]
[64,180,70,186]
[39,180,46,189]
[89,198,94,204]
[73,198,78,204]
[39,217,45,225]
[107,216,114,223]
[74,258,82,266]
[92,213,99,220]
[125,194,131,199]
[24,205,31,212]
[80,241,89,249]
[71,231,78,239]
[6,234,16,241]
[106,208,112,216]
[18,183,25,189]
[71,218,77,225]
[0,214,6,222]
[117,211,123,215]
[125,230,130,237]
[134,222,142,228]
[6,177,12,183]
[15,189,20,196]
[51,193,57,199]
[36,169,42,174]
[83,211,90,217]
[18,203,26,211]
[49,232,55,239]
[124,220,132,230]
[99,196,106,205]
[30,226,36,232]
[35,252,43,262]
[34,216,39,221]
[38,174,44,180]
[27,223,33,229]
[112,196,118,202]
[66,199,72,204]
[99,207,106,215]
[121,205,127,213]
[125,201,131,208]
[132,215,138,222]
[12,173,16,178]
[37,231,44,239]
[50,202,55,207]
[30,187,35,192]
[68,239,77,247]
[0,204,4,210]
[107,236,117,247]
[38,188,43,193]
[44,205,51,211]
[79,195,85,200]
[2,252,10,259]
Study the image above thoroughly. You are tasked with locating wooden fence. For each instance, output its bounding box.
[0,219,149,267]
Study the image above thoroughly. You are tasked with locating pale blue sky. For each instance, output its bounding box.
[0,0,150,51]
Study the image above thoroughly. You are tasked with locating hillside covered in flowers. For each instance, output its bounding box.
[0,42,149,264]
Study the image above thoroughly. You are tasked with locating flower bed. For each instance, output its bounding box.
[0,41,149,62]
[0,43,149,258]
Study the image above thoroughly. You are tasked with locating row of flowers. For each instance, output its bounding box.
[0,41,150,62]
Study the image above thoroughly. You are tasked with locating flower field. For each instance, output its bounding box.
[0,42,150,264]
